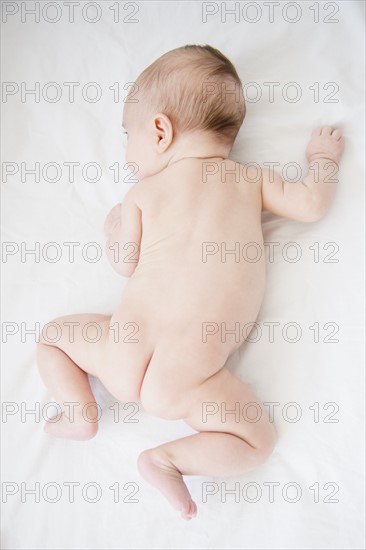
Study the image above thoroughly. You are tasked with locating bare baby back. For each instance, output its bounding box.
[114,158,266,385]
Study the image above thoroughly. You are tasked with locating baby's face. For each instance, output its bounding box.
[122,103,166,180]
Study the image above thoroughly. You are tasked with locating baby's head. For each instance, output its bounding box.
[122,44,245,179]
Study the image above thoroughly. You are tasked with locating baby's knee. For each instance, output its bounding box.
[253,421,277,464]
[38,321,57,346]
[38,315,66,346]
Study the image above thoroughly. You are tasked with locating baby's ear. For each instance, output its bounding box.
[154,113,173,151]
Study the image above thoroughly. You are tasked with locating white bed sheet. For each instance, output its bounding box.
[1,1,365,549]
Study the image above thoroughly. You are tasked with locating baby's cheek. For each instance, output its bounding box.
[126,144,139,167]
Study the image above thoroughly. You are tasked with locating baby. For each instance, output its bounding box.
[37,44,345,520]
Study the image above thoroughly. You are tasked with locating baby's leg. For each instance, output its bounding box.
[138,367,276,520]
[37,313,110,440]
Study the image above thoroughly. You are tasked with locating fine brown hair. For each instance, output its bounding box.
[132,44,246,146]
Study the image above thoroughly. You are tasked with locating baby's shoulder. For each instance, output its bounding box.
[126,174,162,210]
[212,159,263,195]
[228,159,263,186]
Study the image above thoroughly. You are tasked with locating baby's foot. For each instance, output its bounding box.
[137,448,197,520]
[44,411,98,441]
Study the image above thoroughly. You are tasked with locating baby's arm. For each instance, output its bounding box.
[104,187,142,277]
[261,126,345,222]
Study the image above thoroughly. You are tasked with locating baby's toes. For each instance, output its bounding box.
[311,127,322,137]
[331,128,342,141]
[190,500,198,518]
[320,126,333,135]
[181,498,197,520]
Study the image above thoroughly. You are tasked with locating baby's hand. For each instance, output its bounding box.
[104,203,122,235]
[306,126,345,164]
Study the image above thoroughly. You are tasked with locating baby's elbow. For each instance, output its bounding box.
[105,241,138,277]
[108,257,138,277]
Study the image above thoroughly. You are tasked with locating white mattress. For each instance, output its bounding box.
[1,1,365,548]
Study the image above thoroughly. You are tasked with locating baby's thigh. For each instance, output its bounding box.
[40,313,111,377]
[41,309,155,402]
[186,367,276,454]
